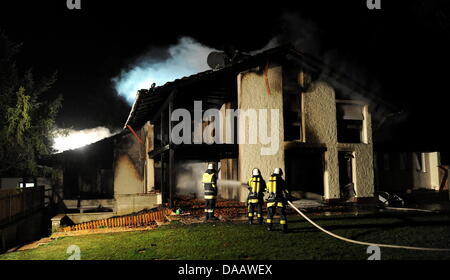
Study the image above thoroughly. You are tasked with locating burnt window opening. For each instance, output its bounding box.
[284,94,302,141]
[336,102,366,144]
[154,122,162,147]
[154,160,162,192]
[283,65,304,142]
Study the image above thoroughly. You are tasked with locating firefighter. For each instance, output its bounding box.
[203,163,218,221]
[266,168,291,233]
[246,168,266,225]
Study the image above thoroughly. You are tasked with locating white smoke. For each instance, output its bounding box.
[175,161,206,197]
[52,127,116,153]
[112,37,217,104]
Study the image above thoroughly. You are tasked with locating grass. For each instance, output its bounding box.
[1,212,450,260]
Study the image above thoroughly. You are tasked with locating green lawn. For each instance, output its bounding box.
[1,212,450,260]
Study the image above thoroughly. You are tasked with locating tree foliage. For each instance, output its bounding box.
[0,31,62,176]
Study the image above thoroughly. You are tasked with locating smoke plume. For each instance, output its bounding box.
[112,37,217,104]
[175,161,206,197]
[52,127,117,153]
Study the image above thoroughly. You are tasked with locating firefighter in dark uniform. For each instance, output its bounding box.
[266,168,291,233]
[246,168,266,225]
[203,163,218,221]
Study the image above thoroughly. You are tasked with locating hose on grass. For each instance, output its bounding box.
[288,201,450,252]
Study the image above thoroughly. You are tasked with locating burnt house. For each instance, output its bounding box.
[43,45,399,214]
[124,45,392,206]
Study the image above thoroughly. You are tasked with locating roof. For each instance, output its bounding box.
[38,130,128,167]
[124,44,400,130]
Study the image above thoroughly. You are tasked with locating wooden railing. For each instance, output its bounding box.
[0,186,44,226]
[62,208,172,232]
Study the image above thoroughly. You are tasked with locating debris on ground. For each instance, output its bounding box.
[173,196,247,219]
[376,191,405,207]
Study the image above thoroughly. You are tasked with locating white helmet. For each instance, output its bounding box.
[207,163,215,170]
[273,168,283,176]
[252,168,261,176]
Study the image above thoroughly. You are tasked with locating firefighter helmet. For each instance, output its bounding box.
[273,168,283,176]
[252,168,261,176]
[207,163,216,170]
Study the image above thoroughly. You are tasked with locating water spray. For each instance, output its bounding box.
[217,180,247,189]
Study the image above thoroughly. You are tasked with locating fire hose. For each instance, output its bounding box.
[287,201,450,252]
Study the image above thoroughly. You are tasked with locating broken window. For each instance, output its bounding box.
[284,94,302,141]
[283,66,303,141]
[336,102,365,144]
[154,123,161,147]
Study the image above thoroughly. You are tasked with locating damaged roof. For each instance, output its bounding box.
[124,45,307,129]
[38,130,128,167]
[124,44,399,130]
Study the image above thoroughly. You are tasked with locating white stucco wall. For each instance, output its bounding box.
[237,70,375,201]
[113,131,161,214]
[409,152,438,190]
[302,81,340,199]
[428,152,440,190]
[237,66,285,202]
[114,154,143,195]
[302,81,374,199]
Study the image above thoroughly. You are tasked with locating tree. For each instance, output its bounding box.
[0,31,62,177]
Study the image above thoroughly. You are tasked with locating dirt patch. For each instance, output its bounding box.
[7,237,59,252]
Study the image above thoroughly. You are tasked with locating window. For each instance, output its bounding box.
[336,102,366,144]
[19,182,35,188]
[284,93,302,141]
[283,64,305,142]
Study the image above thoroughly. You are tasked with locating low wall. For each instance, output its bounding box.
[115,193,161,215]
[65,212,116,224]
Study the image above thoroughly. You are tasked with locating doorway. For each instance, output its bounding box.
[338,151,356,200]
[285,149,325,196]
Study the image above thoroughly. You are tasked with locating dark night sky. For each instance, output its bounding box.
[1,1,450,150]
